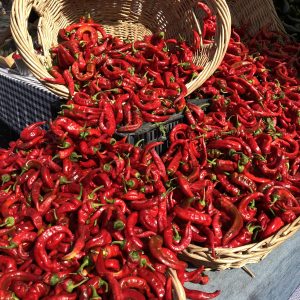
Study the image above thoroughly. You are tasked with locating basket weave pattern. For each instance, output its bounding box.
[183,216,300,271]
[10,0,231,98]
[169,269,187,300]
[226,0,286,35]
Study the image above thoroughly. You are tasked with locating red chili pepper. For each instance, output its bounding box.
[214,159,237,172]
[98,103,116,136]
[231,172,257,193]
[175,171,195,200]
[174,206,212,226]
[72,61,95,81]
[260,217,284,239]
[212,212,222,247]
[75,25,98,44]
[40,166,54,189]
[216,174,240,196]
[149,235,187,270]
[62,69,75,96]
[227,223,261,248]
[163,222,192,252]
[57,45,75,68]
[0,255,17,272]
[122,190,146,201]
[184,287,221,300]
[0,271,42,290]
[121,288,146,300]
[166,150,182,175]
[207,139,242,152]
[216,195,244,246]
[15,135,45,150]
[280,210,297,224]
[137,267,165,299]
[140,111,170,123]
[85,229,112,251]
[24,282,50,300]
[192,29,201,51]
[238,192,264,221]
[51,116,83,137]
[42,67,66,85]
[119,276,151,297]
[34,226,73,272]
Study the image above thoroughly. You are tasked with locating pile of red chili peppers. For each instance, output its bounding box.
[43,3,216,132]
[0,7,300,300]
[0,116,220,299]
[182,27,300,248]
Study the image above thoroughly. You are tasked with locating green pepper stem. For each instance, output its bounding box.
[113,220,125,231]
[66,278,88,293]
[50,274,60,286]
[0,217,15,227]
[88,185,104,200]
[1,174,11,185]
[76,183,83,201]
[77,256,91,274]
[90,285,101,299]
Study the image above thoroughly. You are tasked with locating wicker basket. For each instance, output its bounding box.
[10,0,231,98]
[182,216,300,271]
[226,0,286,36]
[169,268,187,300]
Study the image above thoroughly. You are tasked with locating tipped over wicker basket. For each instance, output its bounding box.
[10,0,231,98]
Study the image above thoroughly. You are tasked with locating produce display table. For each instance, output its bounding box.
[0,67,61,133]
[186,232,300,300]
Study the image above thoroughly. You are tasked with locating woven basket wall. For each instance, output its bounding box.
[170,268,187,300]
[226,0,286,36]
[183,216,300,271]
[10,0,231,98]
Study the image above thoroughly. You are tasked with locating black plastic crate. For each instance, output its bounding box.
[115,98,210,154]
[0,68,61,134]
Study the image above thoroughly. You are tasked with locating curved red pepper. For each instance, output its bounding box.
[174,206,212,226]
[163,222,192,252]
[260,217,284,239]
[34,226,74,272]
[238,192,264,221]
[216,195,244,246]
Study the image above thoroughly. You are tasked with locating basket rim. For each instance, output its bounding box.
[10,0,231,98]
[182,215,300,270]
[169,268,187,300]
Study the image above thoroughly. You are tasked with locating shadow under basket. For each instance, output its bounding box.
[115,98,210,154]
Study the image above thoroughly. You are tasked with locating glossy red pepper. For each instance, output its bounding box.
[184,287,221,300]
[149,235,187,270]
[163,222,192,252]
[174,206,212,226]
[260,217,284,239]
[216,194,244,246]
[238,192,264,221]
[99,102,116,136]
[227,223,260,248]
[137,267,165,299]
[34,226,74,272]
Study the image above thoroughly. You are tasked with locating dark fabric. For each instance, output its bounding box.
[186,232,300,300]
[0,68,61,133]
